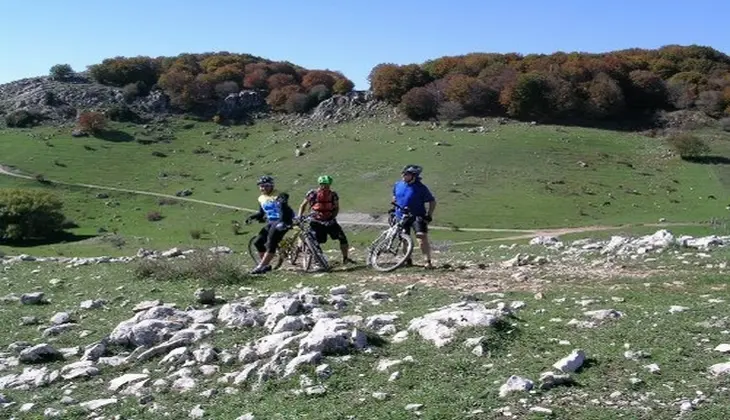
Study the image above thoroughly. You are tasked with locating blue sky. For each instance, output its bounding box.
[1,0,728,89]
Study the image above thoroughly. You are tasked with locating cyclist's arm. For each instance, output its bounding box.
[297,198,309,218]
[332,192,340,218]
[247,205,265,222]
[282,203,296,226]
[424,186,436,219]
[426,199,436,218]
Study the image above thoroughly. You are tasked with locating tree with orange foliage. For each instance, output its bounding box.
[302,71,336,90]
[77,111,107,134]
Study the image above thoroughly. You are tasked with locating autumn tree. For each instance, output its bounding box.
[399,87,438,121]
[585,73,626,119]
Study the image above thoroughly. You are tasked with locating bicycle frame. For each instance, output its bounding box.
[373,203,414,252]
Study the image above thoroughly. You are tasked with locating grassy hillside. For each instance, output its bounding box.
[1,118,729,233]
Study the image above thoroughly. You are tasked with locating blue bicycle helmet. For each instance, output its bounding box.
[257,175,274,185]
[401,165,422,176]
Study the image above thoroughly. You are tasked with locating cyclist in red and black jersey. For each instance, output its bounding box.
[297,175,355,265]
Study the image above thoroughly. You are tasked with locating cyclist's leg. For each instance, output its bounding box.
[414,218,433,269]
[252,224,282,273]
[310,221,328,244]
[329,221,354,263]
[254,227,268,259]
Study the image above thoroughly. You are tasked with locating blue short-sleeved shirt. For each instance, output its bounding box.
[393,180,435,218]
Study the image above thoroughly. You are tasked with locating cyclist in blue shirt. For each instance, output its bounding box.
[392,164,437,269]
[245,175,295,274]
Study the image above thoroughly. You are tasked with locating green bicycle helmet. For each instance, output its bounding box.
[317,175,333,185]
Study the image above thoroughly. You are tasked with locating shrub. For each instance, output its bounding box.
[88,56,160,87]
[77,111,107,134]
[720,117,730,132]
[267,73,297,90]
[500,73,552,120]
[214,81,240,99]
[332,78,355,94]
[301,71,336,90]
[626,70,669,111]
[146,211,163,222]
[443,75,498,115]
[309,84,332,102]
[585,73,625,119]
[49,64,74,81]
[285,93,316,114]
[666,133,711,159]
[266,85,303,111]
[122,81,148,102]
[106,104,141,123]
[437,101,466,123]
[0,189,67,241]
[133,251,250,284]
[5,110,42,128]
[369,63,431,104]
[399,87,438,121]
[696,90,726,117]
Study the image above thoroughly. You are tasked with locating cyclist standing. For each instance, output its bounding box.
[392,164,437,269]
[245,175,296,274]
[297,175,355,265]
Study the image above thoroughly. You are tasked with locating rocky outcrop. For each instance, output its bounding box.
[0,74,387,128]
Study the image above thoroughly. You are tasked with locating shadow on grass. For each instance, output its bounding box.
[95,129,135,143]
[0,231,96,248]
[683,155,730,165]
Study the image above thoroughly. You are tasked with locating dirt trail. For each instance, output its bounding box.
[0,164,700,237]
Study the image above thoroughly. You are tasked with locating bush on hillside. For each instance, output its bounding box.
[5,110,42,128]
[122,81,148,102]
[0,189,67,241]
[399,87,438,121]
[49,64,74,81]
[88,56,160,87]
[368,45,730,123]
[720,117,730,132]
[437,101,466,123]
[106,104,142,123]
[133,251,250,284]
[81,53,355,116]
[285,92,317,114]
[585,73,626,119]
[77,111,107,134]
[666,133,711,159]
[333,78,355,94]
[500,73,552,120]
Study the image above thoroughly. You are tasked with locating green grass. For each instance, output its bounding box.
[2,253,730,419]
[2,117,730,418]
[0,174,518,258]
[1,118,728,237]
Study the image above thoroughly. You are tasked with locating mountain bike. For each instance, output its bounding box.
[246,214,330,272]
[367,203,415,272]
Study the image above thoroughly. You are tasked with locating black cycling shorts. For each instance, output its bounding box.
[310,220,348,245]
[253,223,289,253]
[403,217,429,235]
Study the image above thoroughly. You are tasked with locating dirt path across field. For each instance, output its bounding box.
[0,163,700,238]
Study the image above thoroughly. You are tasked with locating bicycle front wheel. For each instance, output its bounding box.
[301,234,330,272]
[369,231,413,272]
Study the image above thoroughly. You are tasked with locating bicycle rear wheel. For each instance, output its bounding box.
[369,231,413,272]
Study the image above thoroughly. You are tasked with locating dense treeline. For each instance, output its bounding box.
[368,45,730,122]
[84,52,355,114]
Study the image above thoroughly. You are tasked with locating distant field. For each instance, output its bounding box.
[0,117,729,257]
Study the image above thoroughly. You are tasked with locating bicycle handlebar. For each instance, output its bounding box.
[390,202,411,214]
